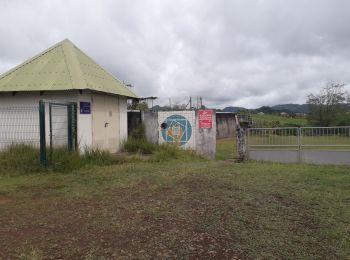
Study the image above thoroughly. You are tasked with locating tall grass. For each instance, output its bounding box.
[0,144,43,175]
[0,145,125,176]
[1,137,203,176]
[122,138,157,154]
[123,123,157,154]
[123,132,203,162]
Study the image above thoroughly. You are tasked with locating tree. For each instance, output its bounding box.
[128,100,149,111]
[307,83,348,126]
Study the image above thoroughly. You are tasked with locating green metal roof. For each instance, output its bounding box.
[0,39,137,98]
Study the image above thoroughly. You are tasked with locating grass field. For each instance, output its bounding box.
[252,113,308,127]
[0,141,349,259]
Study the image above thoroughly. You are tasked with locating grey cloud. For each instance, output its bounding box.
[1,0,350,108]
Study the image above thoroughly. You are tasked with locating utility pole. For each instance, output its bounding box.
[189,97,192,110]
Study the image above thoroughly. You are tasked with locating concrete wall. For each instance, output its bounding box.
[142,110,216,159]
[0,90,127,152]
[77,90,93,149]
[216,112,236,139]
[142,111,159,144]
[119,96,128,144]
[196,111,216,159]
[158,111,196,149]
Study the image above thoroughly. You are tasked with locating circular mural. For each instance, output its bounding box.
[161,114,192,146]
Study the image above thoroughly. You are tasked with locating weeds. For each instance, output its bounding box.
[0,144,44,175]
[0,145,125,176]
[122,137,157,154]
[1,136,203,176]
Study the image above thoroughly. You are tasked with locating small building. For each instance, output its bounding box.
[0,39,137,152]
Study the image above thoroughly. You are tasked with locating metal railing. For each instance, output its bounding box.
[247,126,350,165]
[248,127,350,150]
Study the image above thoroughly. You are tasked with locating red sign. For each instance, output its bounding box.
[198,110,213,129]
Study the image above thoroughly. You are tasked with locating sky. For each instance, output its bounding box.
[1,0,350,109]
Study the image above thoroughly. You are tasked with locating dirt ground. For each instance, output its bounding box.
[1,159,349,259]
[0,181,243,259]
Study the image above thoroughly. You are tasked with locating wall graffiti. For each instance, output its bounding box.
[161,115,192,146]
[158,111,196,149]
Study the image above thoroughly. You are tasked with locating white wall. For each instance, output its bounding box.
[119,96,128,144]
[0,90,127,152]
[77,90,93,151]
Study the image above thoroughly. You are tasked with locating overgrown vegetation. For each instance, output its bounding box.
[123,123,157,154]
[0,145,124,176]
[122,123,202,162]
[122,137,157,154]
[0,144,43,174]
[0,132,201,176]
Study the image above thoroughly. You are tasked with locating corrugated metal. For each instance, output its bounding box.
[0,39,137,98]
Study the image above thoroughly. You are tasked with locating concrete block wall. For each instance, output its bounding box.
[216,112,236,139]
[142,110,216,159]
[196,111,216,160]
[142,111,159,144]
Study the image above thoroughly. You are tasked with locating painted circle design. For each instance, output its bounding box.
[161,115,192,146]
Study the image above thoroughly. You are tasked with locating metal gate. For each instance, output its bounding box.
[39,100,77,165]
[247,127,350,165]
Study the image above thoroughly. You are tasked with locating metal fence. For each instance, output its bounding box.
[247,127,350,165]
[0,101,77,165]
[0,106,40,150]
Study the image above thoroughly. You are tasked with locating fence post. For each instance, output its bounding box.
[297,127,301,163]
[49,103,53,162]
[236,128,247,162]
[39,100,47,166]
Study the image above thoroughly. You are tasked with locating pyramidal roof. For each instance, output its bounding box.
[0,39,137,98]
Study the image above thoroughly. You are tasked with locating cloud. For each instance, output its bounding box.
[1,0,350,108]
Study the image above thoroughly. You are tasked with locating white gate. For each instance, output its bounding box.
[247,127,350,165]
